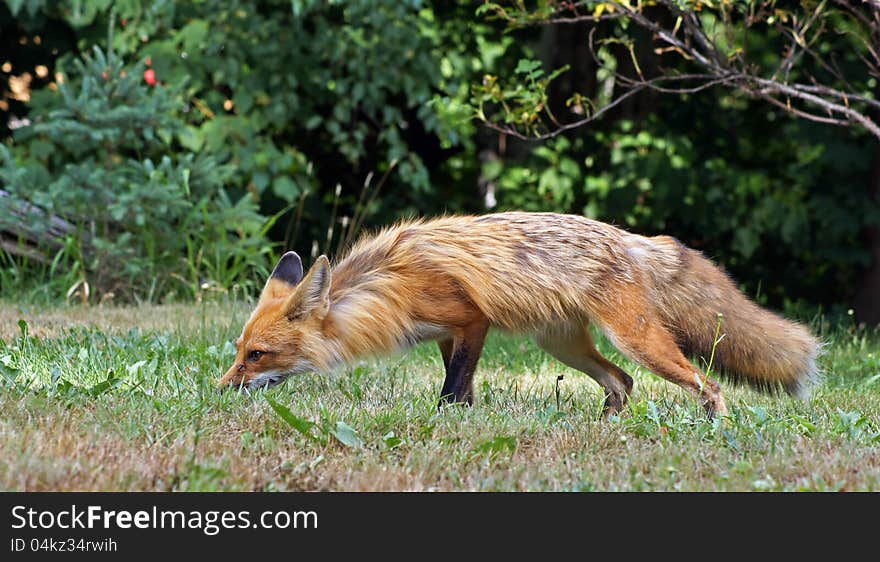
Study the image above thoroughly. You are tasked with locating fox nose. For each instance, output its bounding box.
[218,377,247,392]
[218,364,247,389]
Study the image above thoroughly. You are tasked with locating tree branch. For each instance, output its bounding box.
[478,0,880,140]
[751,77,880,139]
[481,82,650,140]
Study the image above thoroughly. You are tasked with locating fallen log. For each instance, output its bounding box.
[0,188,79,262]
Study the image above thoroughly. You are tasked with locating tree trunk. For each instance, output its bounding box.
[540,21,597,127]
[854,143,880,326]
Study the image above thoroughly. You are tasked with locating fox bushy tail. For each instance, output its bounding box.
[647,239,821,398]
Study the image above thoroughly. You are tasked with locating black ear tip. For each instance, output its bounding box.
[271,251,304,285]
[281,251,302,264]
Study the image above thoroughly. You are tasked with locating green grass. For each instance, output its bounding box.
[1,302,879,491]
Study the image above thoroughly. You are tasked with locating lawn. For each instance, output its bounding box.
[1,301,879,491]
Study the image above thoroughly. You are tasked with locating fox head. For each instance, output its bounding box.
[219,251,335,391]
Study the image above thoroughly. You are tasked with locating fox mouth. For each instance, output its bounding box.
[222,370,291,392]
[223,362,316,393]
[245,370,290,391]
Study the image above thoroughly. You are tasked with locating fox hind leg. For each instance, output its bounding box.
[596,294,727,417]
[536,324,633,417]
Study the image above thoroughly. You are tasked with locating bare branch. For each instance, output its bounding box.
[609,0,880,139]
[478,0,880,140]
[532,13,623,25]
[752,77,880,139]
[482,72,738,141]
[620,74,740,95]
[792,83,880,111]
[832,0,877,28]
[773,0,828,84]
[608,1,717,69]
[481,83,651,141]
[758,93,854,127]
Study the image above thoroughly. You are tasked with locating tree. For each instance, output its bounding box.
[1,42,271,301]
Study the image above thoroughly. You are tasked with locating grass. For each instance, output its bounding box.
[1,301,879,491]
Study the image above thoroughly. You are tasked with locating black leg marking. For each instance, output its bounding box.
[439,343,471,406]
[438,338,453,371]
[437,319,489,408]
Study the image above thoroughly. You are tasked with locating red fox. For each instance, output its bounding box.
[219,212,821,418]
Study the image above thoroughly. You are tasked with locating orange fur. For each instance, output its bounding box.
[220,212,821,417]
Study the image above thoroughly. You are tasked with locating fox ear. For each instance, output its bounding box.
[284,255,331,320]
[259,251,304,302]
[271,251,304,286]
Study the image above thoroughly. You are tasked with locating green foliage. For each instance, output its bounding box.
[267,397,320,442]
[3,44,271,301]
[0,0,876,312]
[2,0,491,302]
[473,60,570,136]
[100,0,462,237]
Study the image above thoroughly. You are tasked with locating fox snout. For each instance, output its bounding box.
[217,363,246,389]
[218,363,289,391]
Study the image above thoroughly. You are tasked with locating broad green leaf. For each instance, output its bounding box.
[180,20,210,53]
[471,435,516,459]
[272,176,299,202]
[178,126,204,152]
[382,431,403,449]
[266,398,317,440]
[331,421,363,448]
[514,59,542,75]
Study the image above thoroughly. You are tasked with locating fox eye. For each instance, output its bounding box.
[248,350,265,362]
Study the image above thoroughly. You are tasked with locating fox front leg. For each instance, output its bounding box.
[437,318,490,407]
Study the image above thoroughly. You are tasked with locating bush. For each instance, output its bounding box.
[1,45,273,302]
